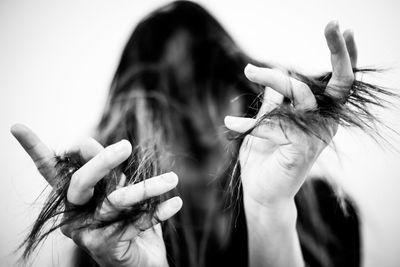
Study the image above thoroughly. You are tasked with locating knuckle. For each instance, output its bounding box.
[276,148,306,171]
[341,74,355,85]
[60,225,71,237]
[70,172,83,191]
[34,157,48,170]
[135,214,152,230]
[296,83,312,99]
[276,154,300,171]
[332,73,354,86]
[35,157,53,175]
[109,188,126,207]
[84,137,96,146]
[297,81,311,93]
[78,232,99,251]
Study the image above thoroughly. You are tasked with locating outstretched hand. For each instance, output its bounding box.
[11,124,182,267]
[225,21,357,207]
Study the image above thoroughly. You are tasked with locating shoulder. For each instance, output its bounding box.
[311,178,360,241]
[296,178,361,267]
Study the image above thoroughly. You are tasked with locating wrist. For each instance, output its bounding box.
[243,192,298,228]
[243,193,304,267]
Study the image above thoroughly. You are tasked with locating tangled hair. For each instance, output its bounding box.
[19,1,397,266]
[233,68,397,144]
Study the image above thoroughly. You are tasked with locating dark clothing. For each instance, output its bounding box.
[301,179,361,267]
[75,179,361,267]
[167,179,361,267]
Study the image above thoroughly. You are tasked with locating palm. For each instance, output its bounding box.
[110,225,167,267]
[239,121,335,205]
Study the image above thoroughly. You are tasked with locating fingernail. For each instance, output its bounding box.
[332,20,340,31]
[224,115,233,123]
[164,171,178,183]
[113,139,130,152]
[224,116,237,127]
[244,64,258,77]
[170,197,183,209]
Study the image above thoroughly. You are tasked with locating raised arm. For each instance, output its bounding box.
[224,21,357,267]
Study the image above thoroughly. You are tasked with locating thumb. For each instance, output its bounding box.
[224,116,257,133]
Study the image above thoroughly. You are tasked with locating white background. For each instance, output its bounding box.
[1,0,400,266]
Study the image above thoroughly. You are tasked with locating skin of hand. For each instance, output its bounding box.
[11,124,182,267]
[225,20,357,209]
[224,21,358,267]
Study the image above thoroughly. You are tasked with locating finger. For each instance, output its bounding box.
[10,123,57,185]
[343,29,357,68]
[224,116,289,144]
[225,116,257,133]
[66,138,104,162]
[244,64,317,110]
[99,172,179,219]
[119,196,183,240]
[117,173,127,189]
[256,87,284,119]
[67,139,132,205]
[153,196,182,222]
[324,21,354,99]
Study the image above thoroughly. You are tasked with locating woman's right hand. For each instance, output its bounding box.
[11,124,182,267]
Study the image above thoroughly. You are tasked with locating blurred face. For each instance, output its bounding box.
[166,31,242,145]
[163,31,243,183]
[164,30,193,87]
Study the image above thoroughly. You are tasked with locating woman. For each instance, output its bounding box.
[13,1,382,266]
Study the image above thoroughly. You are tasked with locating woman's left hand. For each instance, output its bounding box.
[225,21,357,209]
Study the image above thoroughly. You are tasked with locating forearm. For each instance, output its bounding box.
[244,193,305,267]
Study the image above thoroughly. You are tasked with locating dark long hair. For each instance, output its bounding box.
[20,1,396,267]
